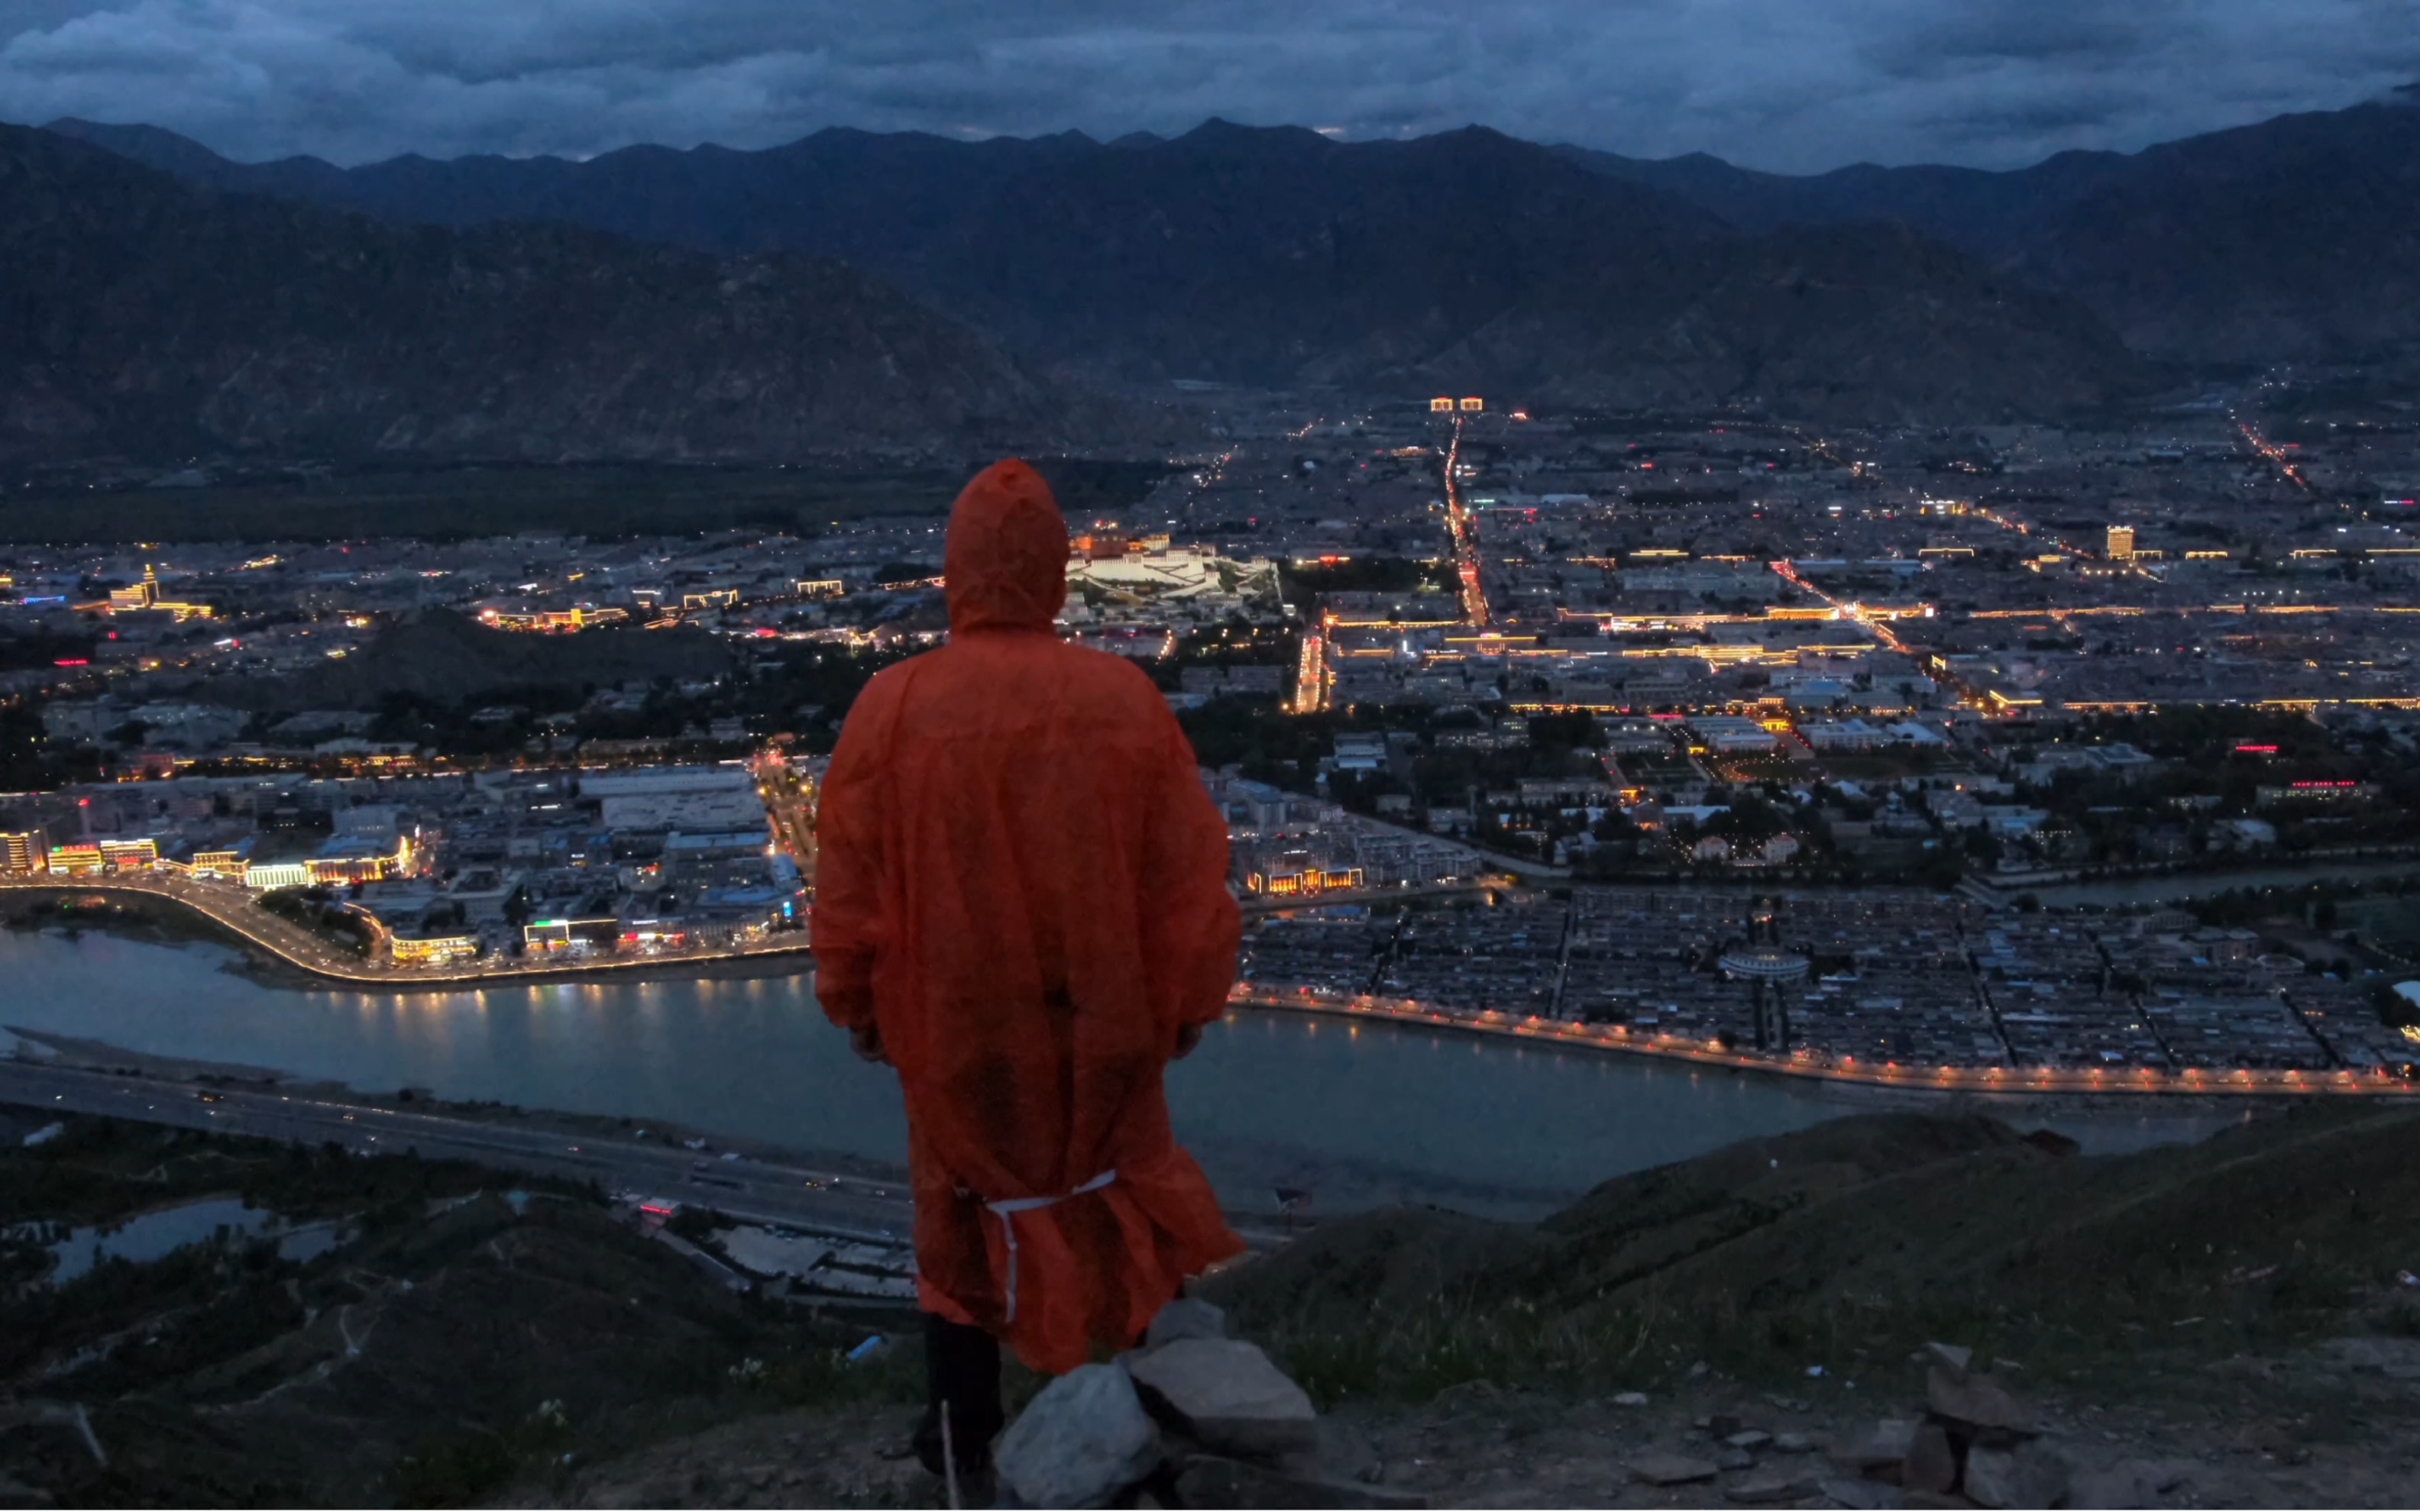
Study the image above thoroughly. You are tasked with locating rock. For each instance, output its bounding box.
[1718,1449,1757,1472]
[1922,1342,1974,1384]
[1926,1366,2034,1433]
[1174,1455,1428,1510]
[1725,1468,1820,1503]
[0,1478,56,1510]
[1280,1422,1382,1487]
[1145,1297,1228,1350]
[1725,1430,1775,1451]
[1427,1379,1502,1413]
[1831,1420,1917,1472]
[1629,1451,1720,1486]
[995,1363,1163,1510]
[1901,1423,1959,1496]
[1709,1413,1746,1438]
[1774,1432,1817,1454]
[1964,1442,2069,1510]
[1821,1478,1906,1510]
[1612,1391,1651,1407]
[1128,1339,1318,1461]
[2338,1338,2390,1375]
[2066,1464,2153,1509]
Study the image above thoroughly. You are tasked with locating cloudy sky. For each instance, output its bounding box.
[2,0,2414,172]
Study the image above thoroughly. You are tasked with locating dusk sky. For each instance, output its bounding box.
[2,0,2415,173]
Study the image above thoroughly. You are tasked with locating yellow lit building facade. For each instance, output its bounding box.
[0,830,43,876]
[392,935,480,965]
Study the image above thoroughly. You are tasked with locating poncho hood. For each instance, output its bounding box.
[944,457,1067,634]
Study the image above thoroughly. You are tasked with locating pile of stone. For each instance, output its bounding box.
[1823,1342,2070,1509]
[1626,1417,1827,1504]
[990,1298,1423,1509]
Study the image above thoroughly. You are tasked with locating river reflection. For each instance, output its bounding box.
[2,929,2247,1219]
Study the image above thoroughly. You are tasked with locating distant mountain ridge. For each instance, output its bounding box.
[43,115,2160,423]
[0,124,1079,470]
[61,94,2420,374]
[1558,95,2420,366]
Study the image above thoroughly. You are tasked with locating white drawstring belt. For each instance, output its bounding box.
[985,1168,1117,1323]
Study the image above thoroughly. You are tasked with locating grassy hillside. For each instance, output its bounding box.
[1208,1106,2420,1406]
[13,1100,2418,1504]
[0,1114,920,1506]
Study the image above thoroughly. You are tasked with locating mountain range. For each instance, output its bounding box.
[0,124,1076,470]
[13,95,2418,467]
[1557,91,2420,367]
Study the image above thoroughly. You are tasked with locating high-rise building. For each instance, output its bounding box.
[0,829,44,875]
[2106,525,2137,560]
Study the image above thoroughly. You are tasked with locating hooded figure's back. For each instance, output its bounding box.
[815,459,1243,1370]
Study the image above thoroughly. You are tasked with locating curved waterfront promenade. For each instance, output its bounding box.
[0,874,810,987]
[1229,984,2420,1098]
[11,875,2411,1097]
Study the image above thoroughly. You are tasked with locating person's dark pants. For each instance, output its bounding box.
[914,1313,1005,1480]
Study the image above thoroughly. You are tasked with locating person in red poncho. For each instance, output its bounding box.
[814,457,1244,1483]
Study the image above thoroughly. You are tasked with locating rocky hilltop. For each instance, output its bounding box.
[0,124,1075,470]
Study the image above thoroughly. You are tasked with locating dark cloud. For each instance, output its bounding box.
[2,0,2414,172]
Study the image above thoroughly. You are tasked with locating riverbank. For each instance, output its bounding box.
[0,923,2276,1219]
[1976,845,2420,897]
[1230,987,2420,1099]
[2014,856,2420,908]
[0,877,811,992]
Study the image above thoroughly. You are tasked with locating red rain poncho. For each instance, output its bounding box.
[814,458,1244,1372]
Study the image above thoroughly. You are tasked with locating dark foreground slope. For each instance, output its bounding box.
[47,118,2160,422]
[1210,1103,2420,1400]
[0,1113,923,1507]
[8,1100,2418,1507]
[0,125,1073,469]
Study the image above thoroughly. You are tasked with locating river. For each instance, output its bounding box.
[2022,859,2420,909]
[0,929,2253,1220]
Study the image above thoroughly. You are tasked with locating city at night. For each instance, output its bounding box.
[4,3,2420,1507]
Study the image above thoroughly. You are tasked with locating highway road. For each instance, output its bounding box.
[0,1058,914,1243]
[1441,417,1490,625]
[0,1058,1306,1251]
[752,751,819,890]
